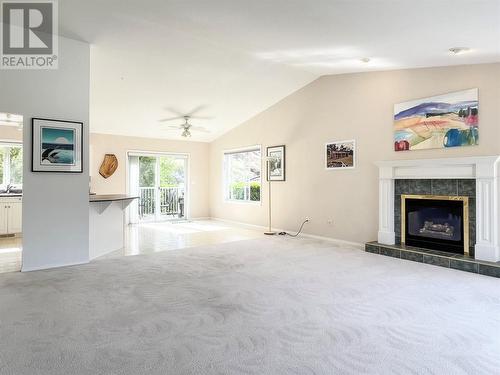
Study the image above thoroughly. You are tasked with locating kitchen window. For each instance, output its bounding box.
[0,144,23,186]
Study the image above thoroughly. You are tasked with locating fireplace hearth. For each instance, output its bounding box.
[371,156,500,273]
[402,195,468,255]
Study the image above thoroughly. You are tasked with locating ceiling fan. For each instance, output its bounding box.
[160,115,210,138]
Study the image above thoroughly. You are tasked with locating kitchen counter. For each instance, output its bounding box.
[89,194,138,260]
[89,194,138,203]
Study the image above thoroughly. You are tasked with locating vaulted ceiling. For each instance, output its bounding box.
[59,0,500,141]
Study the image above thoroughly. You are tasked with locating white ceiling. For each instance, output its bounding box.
[59,0,500,142]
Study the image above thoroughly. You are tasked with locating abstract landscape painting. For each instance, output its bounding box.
[394,89,478,151]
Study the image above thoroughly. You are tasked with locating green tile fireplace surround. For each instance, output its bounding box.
[372,156,500,278]
[394,179,476,255]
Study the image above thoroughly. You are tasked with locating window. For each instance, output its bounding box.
[8,147,22,185]
[0,144,22,186]
[224,146,261,203]
[138,156,156,188]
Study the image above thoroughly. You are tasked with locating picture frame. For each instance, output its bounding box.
[32,118,83,173]
[325,140,356,170]
[266,145,286,181]
[394,88,479,151]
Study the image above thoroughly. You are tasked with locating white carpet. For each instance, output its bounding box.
[0,237,499,374]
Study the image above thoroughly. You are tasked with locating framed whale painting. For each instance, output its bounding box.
[394,88,479,151]
[32,118,83,173]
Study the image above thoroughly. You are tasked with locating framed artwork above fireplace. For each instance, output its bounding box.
[394,88,479,152]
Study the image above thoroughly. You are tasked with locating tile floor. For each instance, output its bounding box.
[102,219,264,259]
[0,220,263,274]
[0,236,22,274]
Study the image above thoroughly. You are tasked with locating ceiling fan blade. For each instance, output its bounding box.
[188,115,215,120]
[158,116,185,122]
[163,106,207,117]
[163,107,185,117]
[185,105,207,117]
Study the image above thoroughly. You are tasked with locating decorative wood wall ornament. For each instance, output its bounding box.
[99,154,118,178]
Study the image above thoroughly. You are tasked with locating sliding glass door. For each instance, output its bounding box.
[138,156,157,220]
[157,156,186,220]
[129,153,188,223]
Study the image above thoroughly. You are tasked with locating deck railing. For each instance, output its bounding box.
[139,187,184,219]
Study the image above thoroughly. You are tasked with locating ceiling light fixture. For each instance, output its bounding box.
[360,57,371,63]
[449,47,471,55]
[159,114,210,138]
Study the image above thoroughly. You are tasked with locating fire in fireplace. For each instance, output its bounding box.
[401,195,469,255]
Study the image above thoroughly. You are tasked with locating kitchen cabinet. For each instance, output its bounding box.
[0,197,22,235]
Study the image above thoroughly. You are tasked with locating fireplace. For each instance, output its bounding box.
[401,195,469,255]
[376,156,500,262]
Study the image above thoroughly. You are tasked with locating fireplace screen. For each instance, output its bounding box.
[402,195,469,255]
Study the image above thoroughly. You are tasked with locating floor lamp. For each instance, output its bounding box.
[264,156,277,235]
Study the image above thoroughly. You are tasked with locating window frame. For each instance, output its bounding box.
[222,145,262,205]
[0,142,22,186]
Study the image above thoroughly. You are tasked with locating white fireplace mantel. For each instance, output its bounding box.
[376,155,500,262]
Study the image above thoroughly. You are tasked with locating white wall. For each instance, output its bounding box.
[209,63,500,245]
[0,36,90,271]
[90,133,210,219]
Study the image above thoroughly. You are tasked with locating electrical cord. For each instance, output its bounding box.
[278,219,309,237]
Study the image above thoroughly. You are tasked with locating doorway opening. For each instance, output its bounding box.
[128,152,188,223]
[0,112,23,274]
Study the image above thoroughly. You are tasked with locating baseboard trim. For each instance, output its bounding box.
[210,217,364,250]
[190,217,212,221]
[21,259,90,273]
[211,217,267,231]
[299,232,364,250]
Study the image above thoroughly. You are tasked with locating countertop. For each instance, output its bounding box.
[0,193,22,197]
[89,194,139,203]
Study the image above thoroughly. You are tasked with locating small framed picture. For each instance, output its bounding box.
[32,118,83,173]
[325,140,356,170]
[267,145,286,181]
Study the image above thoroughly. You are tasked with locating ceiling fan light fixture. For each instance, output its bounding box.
[160,112,209,137]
